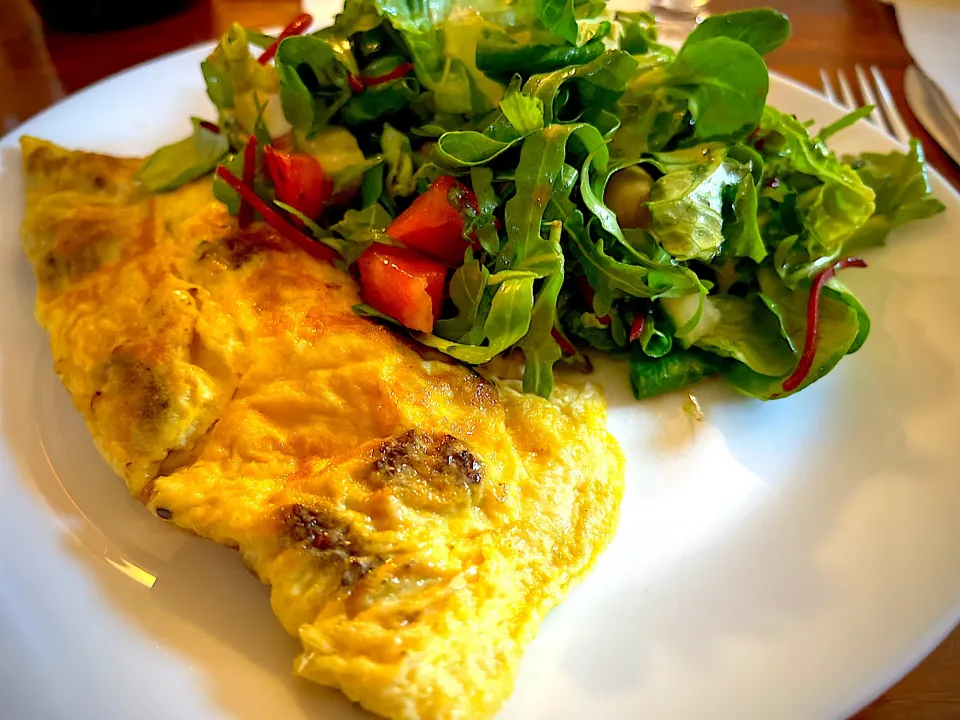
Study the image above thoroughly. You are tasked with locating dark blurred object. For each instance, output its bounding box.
[33,0,195,31]
[1,0,63,132]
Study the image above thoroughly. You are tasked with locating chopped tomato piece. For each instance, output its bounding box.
[215,167,335,263]
[357,244,446,333]
[263,147,332,221]
[386,175,479,266]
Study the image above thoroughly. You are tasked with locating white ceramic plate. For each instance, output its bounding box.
[2,21,960,720]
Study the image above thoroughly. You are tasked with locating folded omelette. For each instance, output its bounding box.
[19,136,624,720]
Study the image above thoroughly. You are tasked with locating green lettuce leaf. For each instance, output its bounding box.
[499,76,546,134]
[723,268,864,398]
[523,49,639,125]
[275,35,353,132]
[646,146,746,262]
[634,312,673,357]
[536,0,578,45]
[844,139,945,251]
[382,124,418,198]
[684,8,790,56]
[694,295,794,377]
[723,170,766,262]
[669,37,769,141]
[369,0,491,115]
[758,106,876,259]
[616,11,663,56]
[136,118,229,192]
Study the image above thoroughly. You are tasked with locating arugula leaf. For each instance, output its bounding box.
[684,9,790,56]
[471,166,498,214]
[546,138,709,312]
[519,222,565,396]
[630,348,725,400]
[468,167,502,254]
[330,204,394,264]
[136,118,229,192]
[817,105,874,142]
[416,277,536,363]
[361,162,385,208]
[502,123,605,271]
[435,253,490,341]
[843,139,945,251]
[353,303,404,326]
[334,155,384,194]
[434,131,521,167]
[274,201,346,257]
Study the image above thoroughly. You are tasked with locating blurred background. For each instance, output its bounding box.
[1,0,958,717]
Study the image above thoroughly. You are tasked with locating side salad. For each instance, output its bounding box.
[137,0,945,401]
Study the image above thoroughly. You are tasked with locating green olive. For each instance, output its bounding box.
[604,166,655,229]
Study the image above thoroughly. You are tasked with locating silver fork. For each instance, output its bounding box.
[820,66,911,143]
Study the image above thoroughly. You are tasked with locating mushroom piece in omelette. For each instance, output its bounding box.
[19,136,624,720]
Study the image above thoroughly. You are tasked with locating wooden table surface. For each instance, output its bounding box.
[2,0,959,717]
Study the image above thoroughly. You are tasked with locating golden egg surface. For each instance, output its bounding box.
[19,136,625,720]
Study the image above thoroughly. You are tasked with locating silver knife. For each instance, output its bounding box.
[904,64,960,166]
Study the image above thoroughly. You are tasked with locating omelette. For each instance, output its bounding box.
[19,136,624,720]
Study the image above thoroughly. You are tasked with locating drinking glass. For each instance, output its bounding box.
[648,0,711,46]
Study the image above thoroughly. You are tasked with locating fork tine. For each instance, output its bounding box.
[855,64,891,135]
[870,66,912,144]
[836,68,866,119]
[820,68,838,105]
